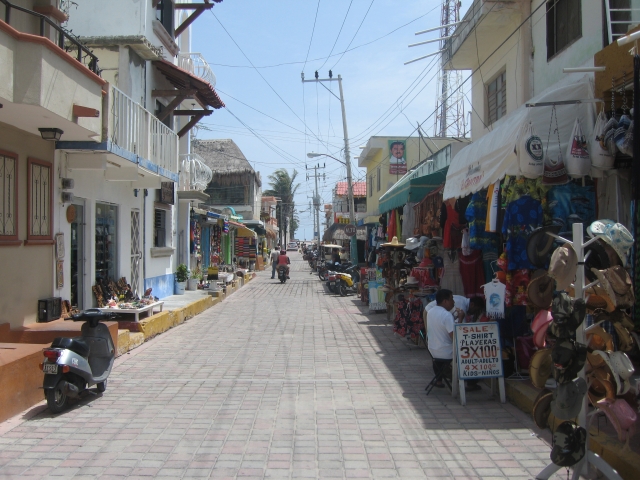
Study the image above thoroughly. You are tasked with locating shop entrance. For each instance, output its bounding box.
[130,209,141,296]
[70,202,85,309]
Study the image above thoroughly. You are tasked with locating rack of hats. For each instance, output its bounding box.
[531,222,635,480]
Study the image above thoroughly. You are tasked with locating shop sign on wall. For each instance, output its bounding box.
[455,322,503,379]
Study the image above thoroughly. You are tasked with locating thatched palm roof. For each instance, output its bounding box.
[193,139,261,187]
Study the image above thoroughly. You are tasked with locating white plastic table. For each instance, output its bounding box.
[98,301,164,322]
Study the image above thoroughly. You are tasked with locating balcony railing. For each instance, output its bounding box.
[179,153,212,191]
[177,52,216,86]
[110,86,178,174]
[0,0,99,74]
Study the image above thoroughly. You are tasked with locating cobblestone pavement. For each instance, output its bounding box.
[0,253,565,479]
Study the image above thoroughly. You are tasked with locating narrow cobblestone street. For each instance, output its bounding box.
[0,253,564,479]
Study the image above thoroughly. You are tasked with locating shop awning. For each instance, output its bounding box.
[229,220,256,238]
[378,166,449,214]
[443,73,595,200]
[357,215,380,226]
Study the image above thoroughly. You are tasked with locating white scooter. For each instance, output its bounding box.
[41,309,115,413]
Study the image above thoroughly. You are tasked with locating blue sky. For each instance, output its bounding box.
[192,0,471,240]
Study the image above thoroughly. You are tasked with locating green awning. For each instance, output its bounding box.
[378,166,448,214]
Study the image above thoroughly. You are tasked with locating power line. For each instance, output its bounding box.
[330,0,376,70]
[317,0,354,71]
[302,0,321,72]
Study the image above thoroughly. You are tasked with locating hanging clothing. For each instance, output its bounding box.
[459,250,485,298]
[387,210,397,241]
[482,280,506,319]
[465,190,499,251]
[502,195,543,270]
[547,181,596,232]
[402,203,417,240]
[485,181,500,232]
[440,251,465,294]
[443,202,463,249]
[482,250,499,284]
[393,296,425,340]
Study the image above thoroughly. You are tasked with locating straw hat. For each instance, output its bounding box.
[382,236,405,248]
[548,243,578,292]
[532,389,554,429]
[594,350,630,395]
[591,266,635,309]
[587,220,634,266]
[585,324,614,352]
[584,285,612,311]
[587,368,617,405]
[596,399,638,442]
[528,272,554,309]
[527,225,562,268]
[530,349,554,389]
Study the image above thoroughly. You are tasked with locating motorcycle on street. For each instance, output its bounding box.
[335,264,360,296]
[41,309,116,413]
[277,265,288,283]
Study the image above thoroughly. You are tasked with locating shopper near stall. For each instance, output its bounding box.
[465,297,490,323]
[426,289,457,388]
[270,246,280,279]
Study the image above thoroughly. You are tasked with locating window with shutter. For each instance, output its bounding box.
[546,0,582,59]
[27,157,53,244]
[0,152,18,244]
[154,209,166,247]
[487,72,506,125]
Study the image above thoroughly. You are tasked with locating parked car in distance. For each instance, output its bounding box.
[287,242,298,251]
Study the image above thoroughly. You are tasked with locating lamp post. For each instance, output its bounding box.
[307,152,357,263]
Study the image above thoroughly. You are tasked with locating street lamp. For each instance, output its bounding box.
[307,152,357,263]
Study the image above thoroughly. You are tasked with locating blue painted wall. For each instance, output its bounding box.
[144,273,175,299]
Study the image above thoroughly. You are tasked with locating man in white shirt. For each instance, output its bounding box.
[270,246,280,279]
[426,289,458,388]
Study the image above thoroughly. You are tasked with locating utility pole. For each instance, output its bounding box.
[306,164,325,244]
[302,71,357,261]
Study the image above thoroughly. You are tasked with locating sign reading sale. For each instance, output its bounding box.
[455,322,504,380]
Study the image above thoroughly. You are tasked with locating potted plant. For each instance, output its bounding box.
[187,266,200,291]
[175,264,189,295]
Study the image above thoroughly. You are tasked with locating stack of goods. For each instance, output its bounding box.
[234,237,253,259]
[92,277,137,307]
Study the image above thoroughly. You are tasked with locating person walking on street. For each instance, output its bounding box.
[270,246,280,279]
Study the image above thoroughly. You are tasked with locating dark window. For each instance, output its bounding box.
[368,175,372,197]
[156,0,174,38]
[155,100,172,129]
[0,152,18,243]
[487,72,506,125]
[376,167,381,192]
[154,209,166,247]
[547,0,582,59]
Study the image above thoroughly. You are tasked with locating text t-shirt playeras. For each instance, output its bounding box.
[427,305,455,360]
[482,280,506,319]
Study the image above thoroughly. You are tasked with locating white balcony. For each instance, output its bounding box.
[178,52,216,86]
[179,153,212,192]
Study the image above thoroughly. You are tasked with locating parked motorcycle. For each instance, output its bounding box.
[335,265,360,297]
[41,309,115,413]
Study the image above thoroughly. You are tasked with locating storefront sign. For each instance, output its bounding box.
[344,224,356,237]
[160,182,175,205]
[455,322,504,379]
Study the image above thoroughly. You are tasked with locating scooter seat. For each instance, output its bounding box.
[51,337,90,358]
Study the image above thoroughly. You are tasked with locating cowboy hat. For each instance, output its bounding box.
[532,310,553,349]
[587,369,617,406]
[532,390,554,429]
[585,324,614,352]
[528,273,554,309]
[596,398,638,443]
[550,421,587,467]
[382,236,405,248]
[587,220,634,266]
[404,237,421,251]
[527,225,562,268]
[584,239,611,282]
[591,266,635,309]
[594,350,630,395]
[551,378,587,420]
[551,340,587,384]
[548,293,585,340]
[404,276,419,286]
[530,349,554,389]
[548,243,578,292]
[584,285,613,312]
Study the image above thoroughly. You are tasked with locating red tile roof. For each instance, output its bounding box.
[336,181,366,197]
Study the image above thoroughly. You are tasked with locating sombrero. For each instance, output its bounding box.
[530,348,554,389]
[532,389,554,429]
[382,236,405,248]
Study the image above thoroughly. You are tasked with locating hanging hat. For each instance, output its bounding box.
[584,285,612,312]
[585,324,614,352]
[527,225,563,268]
[551,340,587,384]
[551,378,587,420]
[548,294,585,340]
[610,351,635,382]
[584,240,611,282]
[596,399,638,442]
[587,220,634,266]
[530,349,554,389]
[404,276,419,286]
[543,154,570,186]
[528,273,554,309]
[532,390,554,429]
[613,322,635,353]
[587,368,617,406]
[594,350,629,395]
[404,237,421,251]
[548,244,578,291]
[532,310,553,349]
[381,236,405,248]
[591,266,635,309]
[550,421,587,467]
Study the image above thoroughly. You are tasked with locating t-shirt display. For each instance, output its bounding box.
[502,195,543,270]
[482,280,506,319]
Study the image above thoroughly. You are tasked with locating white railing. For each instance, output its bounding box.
[177,52,216,86]
[110,86,178,174]
[179,153,212,191]
[605,0,640,45]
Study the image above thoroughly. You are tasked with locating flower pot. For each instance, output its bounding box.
[186,278,198,291]
[175,281,186,295]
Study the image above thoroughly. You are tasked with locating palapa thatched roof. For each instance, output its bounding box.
[193,139,261,187]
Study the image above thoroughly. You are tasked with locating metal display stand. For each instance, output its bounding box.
[535,223,623,480]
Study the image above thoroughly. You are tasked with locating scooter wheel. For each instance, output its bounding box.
[96,380,107,393]
[46,381,69,414]
[339,283,348,297]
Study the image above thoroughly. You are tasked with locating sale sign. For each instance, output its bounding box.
[454,322,504,380]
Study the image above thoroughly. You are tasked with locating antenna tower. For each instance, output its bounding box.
[434,0,467,138]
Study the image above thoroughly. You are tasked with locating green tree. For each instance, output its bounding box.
[263,169,300,245]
